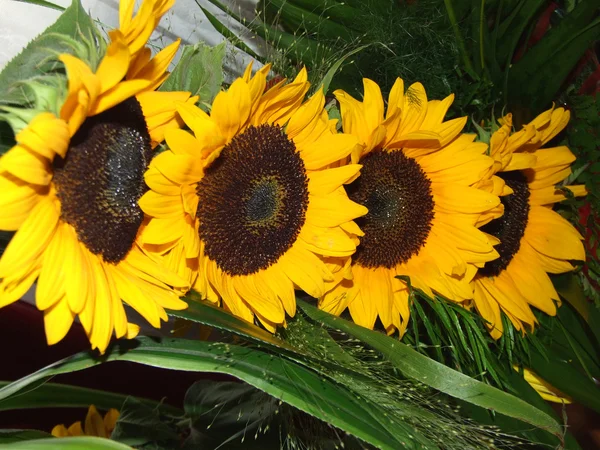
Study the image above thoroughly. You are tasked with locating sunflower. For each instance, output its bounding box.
[140,63,367,331]
[52,405,119,438]
[319,78,500,335]
[0,0,194,352]
[471,107,587,338]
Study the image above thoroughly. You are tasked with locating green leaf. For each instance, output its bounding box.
[459,370,581,450]
[0,436,133,449]
[159,42,225,110]
[0,381,182,417]
[110,397,180,447]
[0,430,53,444]
[0,120,15,156]
[0,0,97,106]
[168,295,298,354]
[495,0,546,66]
[589,306,600,347]
[0,338,422,450]
[507,1,600,115]
[297,300,563,440]
[317,45,369,96]
[13,0,65,11]
[553,273,590,321]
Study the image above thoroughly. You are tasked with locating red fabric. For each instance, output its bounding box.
[513,2,558,62]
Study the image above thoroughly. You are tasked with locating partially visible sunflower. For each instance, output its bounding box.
[140,63,367,331]
[471,107,587,338]
[319,79,500,335]
[52,405,119,438]
[0,0,195,352]
[515,367,572,404]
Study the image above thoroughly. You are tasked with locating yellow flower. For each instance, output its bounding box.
[52,405,119,438]
[140,64,367,331]
[0,0,194,353]
[114,0,180,92]
[516,367,572,404]
[319,79,500,335]
[472,107,587,338]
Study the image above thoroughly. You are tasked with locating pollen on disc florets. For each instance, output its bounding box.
[53,97,152,264]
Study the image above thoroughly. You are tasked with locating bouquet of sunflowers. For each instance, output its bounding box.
[0,0,598,449]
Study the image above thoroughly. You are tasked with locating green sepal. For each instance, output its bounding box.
[159,42,226,112]
[0,0,103,108]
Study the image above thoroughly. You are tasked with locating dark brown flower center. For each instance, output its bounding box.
[348,149,434,269]
[197,124,309,276]
[53,97,152,264]
[479,171,530,277]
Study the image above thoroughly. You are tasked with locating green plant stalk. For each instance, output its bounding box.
[443,0,478,78]
[198,4,262,60]
[479,0,486,72]
[205,0,330,66]
[265,0,351,42]
[277,0,363,30]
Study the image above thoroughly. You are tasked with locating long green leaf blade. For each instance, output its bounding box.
[0,437,133,449]
[297,300,563,439]
[0,381,182,416]
[0,338,421,450]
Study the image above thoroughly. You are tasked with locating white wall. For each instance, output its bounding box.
[0,0,267,79]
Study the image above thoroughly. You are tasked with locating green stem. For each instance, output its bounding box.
[479,0,486,71]
[443,0,478,78]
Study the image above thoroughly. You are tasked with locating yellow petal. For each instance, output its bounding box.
[16,112,70,159]
[300,133,358,170]
[44,297,75,345]
[525,206,585,261]
[88,257,114,353]
[0,173,41,230]
[95,39,130,94]
[36,224,67,310]
[84,405,107,438]
[0,145,52,185]
[211,79,251,142]
[362,78,385,132]
[0,197,58,278]
[139,190,184,218]
[433,184,500,214]
[62,225,89,314]
[307,164,361,195]
[90,79,151,116]
[104,409,120,432]
[278,243,329,298]
[110,265,162,328]
[306,190,368,228]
